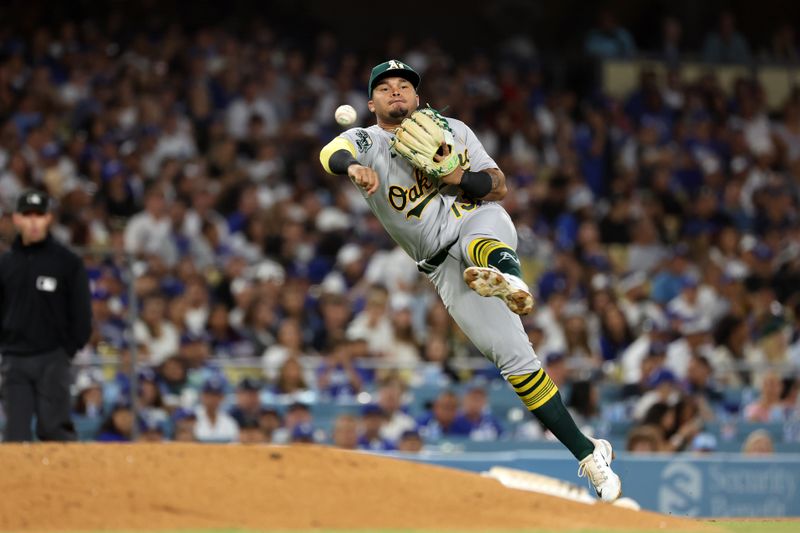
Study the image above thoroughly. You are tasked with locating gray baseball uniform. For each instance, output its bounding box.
[334,118,541,377]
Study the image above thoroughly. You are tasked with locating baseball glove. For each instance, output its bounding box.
[391,107,460,180]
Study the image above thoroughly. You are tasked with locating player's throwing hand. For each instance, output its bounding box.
[347,164,380,196]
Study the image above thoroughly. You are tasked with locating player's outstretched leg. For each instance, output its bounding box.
[463,238,533,315]
[508,370,622,501]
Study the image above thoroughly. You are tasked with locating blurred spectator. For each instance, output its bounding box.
[0,153,31,212]
[291,422,317,444]
[364,245,419,295]
[633,368,682,420]
[598,303,635,362]
[626,425,665,452]
[668,396,705,450]
[384,293,422,369]
[689,432,718,454]
[332,413,359,450]
[238,416,268,444]
[618,271,665,332]
[396,429,424,453]
[193,376,239,442]
[228,377,263,427]
[702,11,752,64]
[773,98,800,167]
[376,378,417,442]
[660,17,683,65]
[316,340,367,400]
[206,303,247,358]
[665,317,714,379]
[358,404,395,451]
[123,184,176,265]
[311,292,352,352]
[454,385,504,441]
[96,402,134,442]
[271,356,314,399]
[640,403,676,443]
[72,370,104,419]
[172,409,197,442]
[781,377,799,419]
[543,351,568,389]
[137,417,166,443]
[561,307,600,371]
[585,10,637,59]
[133,294,180,366]
[157,356,190,409]
[650,245,693,305]
[685,355,724,411]
[272,402,313,444]
[710,314,756,387]
[416,334,460,387]
[178,332,212,370]
[345,285,393,356]
[620,319,671,391]
[741,428,775,454]
[137,367,169,426]
[322,243,370,303]
[567,380,600,436]
[262,318,312,381]
[259,408,284,442]
[768,23,799,63]
[744,371,784,422]
[240,299,277,356]
[416,390,472,441]
[226,76,280,139]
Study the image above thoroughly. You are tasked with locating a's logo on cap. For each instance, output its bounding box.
[29,194,41,204]
[387,60,407,70]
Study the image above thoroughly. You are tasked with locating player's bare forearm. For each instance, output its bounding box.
[481,168,507,201]
[441,167,506,201]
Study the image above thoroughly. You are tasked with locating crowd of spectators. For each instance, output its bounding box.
[585,10,799,65]
[0,12,798,452]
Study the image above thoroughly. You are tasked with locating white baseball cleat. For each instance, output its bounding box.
[578,438,622,502]
[463,266,534,315]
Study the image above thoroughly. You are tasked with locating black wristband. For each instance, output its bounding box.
[329,149,360,175]
[459,170,493,199]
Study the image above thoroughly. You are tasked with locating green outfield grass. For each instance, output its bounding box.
[711,521,800,533]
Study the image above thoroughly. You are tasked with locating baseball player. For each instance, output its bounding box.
[319,60,621,501]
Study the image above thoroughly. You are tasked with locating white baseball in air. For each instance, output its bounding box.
[335,104,357,126]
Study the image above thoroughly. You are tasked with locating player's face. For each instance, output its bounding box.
[368,76,419,125]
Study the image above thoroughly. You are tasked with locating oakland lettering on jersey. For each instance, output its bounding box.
[388,169,438,218]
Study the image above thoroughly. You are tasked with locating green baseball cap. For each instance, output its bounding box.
[368,59,420,97]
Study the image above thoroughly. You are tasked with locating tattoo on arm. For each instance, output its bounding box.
[490,172,501,192]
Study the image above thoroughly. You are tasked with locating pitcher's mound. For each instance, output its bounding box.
[0,443,708,531]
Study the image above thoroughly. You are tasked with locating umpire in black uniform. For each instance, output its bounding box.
[0,189,92,441]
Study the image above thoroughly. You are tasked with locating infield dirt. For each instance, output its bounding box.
[0,443,716,531]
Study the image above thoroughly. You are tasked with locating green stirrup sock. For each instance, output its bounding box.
[508,371,594,461]
[532,391,594,461]
[487,246,523,278]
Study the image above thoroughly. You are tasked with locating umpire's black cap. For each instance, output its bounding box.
[368,59,420,97]
[16,189,50,215]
